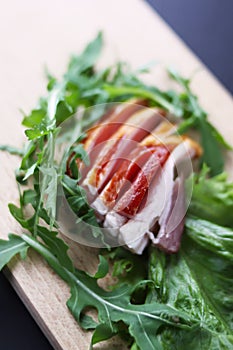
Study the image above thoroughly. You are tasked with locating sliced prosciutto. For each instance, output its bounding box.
[92,120,175,215]
[83,99,148,153]
[113,145,170,217]
[82,108,162,195]
[118,139,200,253]
[77,99,148,179]
[68,101,202,254]
[93,146,155,214]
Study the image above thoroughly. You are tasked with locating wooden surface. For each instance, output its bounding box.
[0,0,232,349]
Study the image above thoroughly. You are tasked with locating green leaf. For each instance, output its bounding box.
[79,314,98,330]
[168,67,190,89]
[147,249,165,302]
[0,234,28,270]
[183,221,233,334]
[8,203,34,230]
[112,259,133,277]
[104,85,182,116]
[37,131,59,228]
[71,144,89,166]
[189,167,233,227]
[62,175,104,242]
[176,115,197,134]
[25,127,49,140]
[104,247,147,287]
[208,122,232,150]
[22,188,54,227]
[23,162,37,180]
[67,32,103,76]
[36,226,74,272]
[148,217,233,349]
[185,217,233,260]
[39,166,58,225]
[22,109,46,128]
[92,255,109,279]
[20,234,195,349]
[20,141,37,170]
[55,100,73,125]
[22,189,38,208]
[198,118,224,176]
[91,322,117,345]
[0,145,24,156]
[47,82,66,123]
[168,67,229,174]
[131,342,140,350]
[69,272,195,349]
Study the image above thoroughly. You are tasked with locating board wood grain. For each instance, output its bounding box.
[0,0,232,349]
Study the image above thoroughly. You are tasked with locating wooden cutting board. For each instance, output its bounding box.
[0,0,232,349]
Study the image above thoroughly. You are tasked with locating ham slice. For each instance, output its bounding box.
[79,99,148,180]
[68,103,202,254]
[91,120,176,215]
[113,145,170,217]
[118,139,200,253]
[151,175,186,253]
[82,108,162,197]
[83,100,148,153]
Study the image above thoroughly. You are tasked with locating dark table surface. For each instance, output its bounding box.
[1,1,233,349]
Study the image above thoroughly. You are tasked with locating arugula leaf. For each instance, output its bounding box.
[70,144,89,166]
[189,166,233,228]
[20,141,37,171]
[0,234,28,270]
[23,163,38,181]
[0,232,193,349]
[208,122,232,150]
[168,68,231,175]
[0,145,24,156]
[39,165,58,226]
[92,255,109,279]
[61,174,104,243]
[104,247,148,287]
[36,226,74,272]
[16,235,195,350]
[2,217,233,350]
[22,108,46,128]
[23,32,102,133]
[67,32,103,77]
[17,33,105,231]
[103,85,183,115]
[8,203,35,231]
[25,126,50,140]
[21,186,54,227]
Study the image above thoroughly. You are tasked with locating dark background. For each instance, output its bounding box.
[1,1,233,349]
[147,0,233,94]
